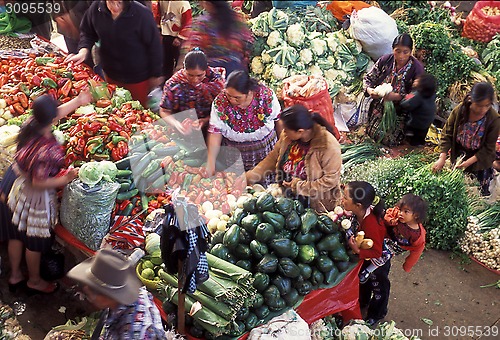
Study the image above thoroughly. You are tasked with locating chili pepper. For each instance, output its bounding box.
[35,57,55,66]
[47,88,57,100]
[100,125,111,134]
[114,117,126,126]
[86,137,103,147]
[74,138,86,154]
[18,92,28,108]
[29,86,46,99]
[94,153,110,161]
[73,80,87,90]
[0,74,8,87]
[119,131,130,139]
[65,152,78,167]
[60,79,73,97]
[96,99,112,108]
[117,140,128,157]
[85,142,103,158]
[12,103,24,115]
[19,83,30,96]
[83,121,102,134]
[57,119,76,131]
[112,135,127,144]
[119,199,131,211]
[106,141,115,150]
[42,78,58,89]
[73,71,89,81]
[108,121,123,132]
[194,191,205,205]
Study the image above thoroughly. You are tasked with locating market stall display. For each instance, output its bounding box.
[1,1,500,338]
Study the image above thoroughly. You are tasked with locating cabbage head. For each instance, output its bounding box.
[79,162,103,187]
[99,161,118,182]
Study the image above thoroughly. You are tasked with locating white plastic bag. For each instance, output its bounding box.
[248,310,311,340]
[348,7,399,61]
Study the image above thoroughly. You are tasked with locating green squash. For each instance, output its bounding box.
[268,298,286,312]
[285,210,302,230]
[323,264,340,285]
[250,240,268,260]
[293,199,305,214]
[274,197,293,215]
[211,230,225,245]
[252,292,265,308]
[311,268,325,287]
[296,280,313,295]
[256,192,275,212]
[241,214,261,235]
[253,305,270,319]
[263,285,281,306]
[253,272,270,292]
[294,231,316,245]
[257,253,279,274]
[278,258,301,278]
[316,254,335,273]
[329,247,350,262]
[297,244,318,264]
[234,244,252,260]
[272,275,292,295]
[255,223,275,243]
[297,263,313,279]
[317,234,343,252]
[210,244,230,260]
[236,259,252,271]
[300,210,318,234]
[262,211,285,231]
[317,214,338,233]
[242,196,258,213]
[283,288,300,306]
[222,224,240,249]
[245,313,259,331]
[269,238,299,259]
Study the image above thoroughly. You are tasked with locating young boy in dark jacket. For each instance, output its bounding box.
[400,73,437,146]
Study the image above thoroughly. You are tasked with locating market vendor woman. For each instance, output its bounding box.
[432,82,500,196]
[246,104,342,212]
[159,49,225,135]
[5,91,92,295]
[363,33,424,145]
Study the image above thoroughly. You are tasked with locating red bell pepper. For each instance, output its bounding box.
[59,79,72,97]
[73,71,89,81]
[108,121,123,132]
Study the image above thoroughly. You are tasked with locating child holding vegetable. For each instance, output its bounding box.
[342,181,388,327]
[400,73,437,147]
[358,193,428,284]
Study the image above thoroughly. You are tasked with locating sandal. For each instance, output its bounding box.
[26,282,60,296]
[8,279,27,293]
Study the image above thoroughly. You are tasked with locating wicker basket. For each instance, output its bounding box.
[0,147,14,181]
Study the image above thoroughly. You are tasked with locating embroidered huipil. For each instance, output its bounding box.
[101,287,165,340]
[16,134,65,180]
[160,67,225,119]
[208,85,281,142]
[457,116,487,150]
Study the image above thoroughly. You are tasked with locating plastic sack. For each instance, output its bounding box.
[60,179,120,251]
[348,7,399,61]
[248,310,311,340]
[272,1,317,9]
[326,1,371,21]
[462,1,500,43]
[282,76,340,140]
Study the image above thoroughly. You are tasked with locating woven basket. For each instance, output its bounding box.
[0,147,14,181]
[136,261,161,290]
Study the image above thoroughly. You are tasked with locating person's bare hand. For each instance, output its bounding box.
[66,168,79,183]
[64,51,86,65]
[432,158,445,172]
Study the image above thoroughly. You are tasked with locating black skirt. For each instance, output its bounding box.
[0,165,19,242]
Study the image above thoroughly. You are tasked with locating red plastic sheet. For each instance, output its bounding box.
[295,261,363,324]
[54,224,96,257]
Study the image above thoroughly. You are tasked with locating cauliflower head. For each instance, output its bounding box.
[311,38,327,56]
[271,64,288,80]
[261,51,272,64]
[299,49,314,65]
[308,65,323,77]
[286,23,305,48]
[251,57,264,75]
[267,31,283,48]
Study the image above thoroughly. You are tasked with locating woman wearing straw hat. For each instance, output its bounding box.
[67,249,166,339]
